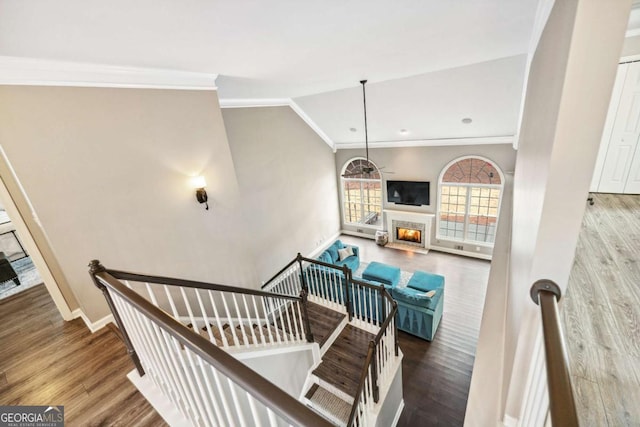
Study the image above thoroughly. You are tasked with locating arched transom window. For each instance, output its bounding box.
[437,156,504,245]
[341,158,382,227]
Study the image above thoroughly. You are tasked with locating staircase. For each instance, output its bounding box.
[89,254,402,427]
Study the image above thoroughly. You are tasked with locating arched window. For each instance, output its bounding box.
[437,156,504,245]
[341,158,383,227]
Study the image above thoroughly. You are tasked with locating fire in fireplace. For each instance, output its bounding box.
[397,227,422,244]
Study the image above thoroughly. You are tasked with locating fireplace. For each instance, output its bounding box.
[397,227,422,244]
[391,219,427,248]
[384,210,434,251]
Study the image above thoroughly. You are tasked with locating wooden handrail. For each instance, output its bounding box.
[530,280,579,427]
[260,257,300,289]
[107,268,301,301]
[347,342,376,426]
[92,265,333,427]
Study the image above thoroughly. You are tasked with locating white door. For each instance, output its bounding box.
[623,143,640,193]
[598,62,640,193]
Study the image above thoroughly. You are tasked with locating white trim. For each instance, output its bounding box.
[218,97,335,149]
[503,414,519,427]
[127,370,191,427]
[340,229,376,239]
[430,246,493,261]
[306,231,343,259]
[0,145,74,320]
[289,99,335,150]
[626,28,640,38]
[620,53,640,62]
[218,98,290,108]
[72,308,115,333]
[335,135,514,149]
[391,400,405,427]
[0,56,218,90]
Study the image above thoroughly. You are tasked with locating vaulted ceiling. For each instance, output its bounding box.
[0,1,548,148]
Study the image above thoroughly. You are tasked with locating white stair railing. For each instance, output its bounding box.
[89,261,332,427]
[104,268,314,349]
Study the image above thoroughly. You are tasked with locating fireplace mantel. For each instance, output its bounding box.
[384,210,435,249]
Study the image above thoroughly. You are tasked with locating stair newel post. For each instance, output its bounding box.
[370,341,380,403]
[88,260,145,376]
[393,300,399,357]
[296,254,314,343]
[379,284,386,327]
[343,265,352,321]
[296,253,307,293]
[299,287,315,343]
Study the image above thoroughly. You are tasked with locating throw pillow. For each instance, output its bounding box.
[338,246,354,261]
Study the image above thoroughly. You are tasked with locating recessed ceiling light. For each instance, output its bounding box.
[350,127,357,132]
[462,118,473,124]
[399,129,409,135]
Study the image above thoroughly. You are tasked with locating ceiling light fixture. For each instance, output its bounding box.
[462,118,473,124]
[399,129,409,135]
[341,80,393,177]
[350,127,357,132]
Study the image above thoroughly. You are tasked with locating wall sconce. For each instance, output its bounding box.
[192,176,209,210]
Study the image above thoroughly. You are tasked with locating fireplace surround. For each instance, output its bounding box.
[384,210,435,250]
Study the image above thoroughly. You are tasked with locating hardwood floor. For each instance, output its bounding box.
[562,194,640,426]
[0,237,490,426]
[0,285,166,426]
[339,235,491,426]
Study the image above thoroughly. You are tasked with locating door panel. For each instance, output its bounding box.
[623,144,640,193]
[598,62,640,193]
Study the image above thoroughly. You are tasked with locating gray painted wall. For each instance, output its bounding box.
[222,106,341,282]
[0,88,340,322]
[335,143,516,256]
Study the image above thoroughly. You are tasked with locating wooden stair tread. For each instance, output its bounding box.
[312,325,375,398]
[305,302,346,347]
[306,383,352,426]
[272,301,345,347]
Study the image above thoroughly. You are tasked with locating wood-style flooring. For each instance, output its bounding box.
[339,235,491,426]
[0,237,490,426]
[0,285,166,426]
[562,193,640,426]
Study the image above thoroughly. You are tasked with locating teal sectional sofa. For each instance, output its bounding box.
[316,240,360,271]
[393,270,445,341]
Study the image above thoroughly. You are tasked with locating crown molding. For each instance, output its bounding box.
[218,97,335,150]
[218,98,290,108]
[335,135,514,150]
[0,56,218,90]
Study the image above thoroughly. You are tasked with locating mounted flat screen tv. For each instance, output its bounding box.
[386,180,430,206]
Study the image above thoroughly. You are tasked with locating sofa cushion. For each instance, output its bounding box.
[362,261,401,287]
[338,246,354,261]
[326,240,343,262]
[407,270,445,293]
[318,251,332,264]
[393,286,442,312]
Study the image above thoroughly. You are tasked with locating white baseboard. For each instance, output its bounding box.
[72,308,114,333]
[502,414,518,427]
[430,245,493,261]
[306,231,342,259]
[127,369,190,427]
[391,399,405,427]
[340,229,376,240]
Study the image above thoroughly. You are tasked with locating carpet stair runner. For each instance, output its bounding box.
[186,322,292,347]
[304,383,353,426]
